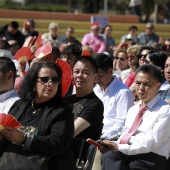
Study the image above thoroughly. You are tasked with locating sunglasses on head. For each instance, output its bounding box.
[114,57,125,61]
[138,54,148,59]
[37,77,60,84]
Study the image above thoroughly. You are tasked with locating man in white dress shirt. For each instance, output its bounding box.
[93,53,134,139]
[0,57,19,113]
[86,53,134,170]
[100,64,170,170]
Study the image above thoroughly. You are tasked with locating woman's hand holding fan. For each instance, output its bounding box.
[0,113,22,130]
[0,113,24,143]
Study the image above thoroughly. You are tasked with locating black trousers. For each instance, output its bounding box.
[101,150,166,170]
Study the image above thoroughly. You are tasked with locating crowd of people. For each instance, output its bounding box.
[0,19,170,170]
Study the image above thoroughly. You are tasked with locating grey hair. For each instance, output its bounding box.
[48,22,58,30]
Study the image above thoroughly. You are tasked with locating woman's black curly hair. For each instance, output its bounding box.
[18,62,62,100]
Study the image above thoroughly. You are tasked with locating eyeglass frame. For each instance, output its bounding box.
[138,54,148,59]
[37,77,61,84]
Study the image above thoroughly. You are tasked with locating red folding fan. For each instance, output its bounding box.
[56,58,72,97]
[35,43,52,59]
[35,33,42,50]
[14,47,33,61]
[0,113,22,130]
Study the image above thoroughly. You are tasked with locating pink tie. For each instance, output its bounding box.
[120,105,148,144]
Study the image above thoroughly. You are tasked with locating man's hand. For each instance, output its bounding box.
[99,140,119,154]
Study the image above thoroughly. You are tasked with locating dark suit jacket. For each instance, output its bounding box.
[0,98,75,170]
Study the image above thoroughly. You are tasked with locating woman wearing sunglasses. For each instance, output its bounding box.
[0,62,74,170]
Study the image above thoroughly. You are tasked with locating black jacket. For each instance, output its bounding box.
[0,98,75,170]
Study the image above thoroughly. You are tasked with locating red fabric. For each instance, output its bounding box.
[124,72,136,87]
[120,105,148,144]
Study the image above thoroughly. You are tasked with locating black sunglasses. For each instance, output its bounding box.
[114,57,125,61]
[138,54,148,59]
[37,77,60,84]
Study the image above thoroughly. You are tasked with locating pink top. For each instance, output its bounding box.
[82,33,106,53]
[125,72,136,87]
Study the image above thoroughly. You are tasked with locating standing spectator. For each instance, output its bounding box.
[100,25,116,55]
[21,19,39,39]
[137,22,159,45]
[0,21,25,48]
[129,0,143,21]
[42,22,63,47]
[82,22,105,53]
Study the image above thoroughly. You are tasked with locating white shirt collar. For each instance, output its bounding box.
[0,89,16,101]
[138,93,161,109]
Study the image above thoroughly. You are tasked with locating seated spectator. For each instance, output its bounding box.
[61,26,76,44]
[0,57,19,113]
[0,21,25,48]
[113,48,129,79]
[0,62,74,170]
[100,65,170,170]
[30,45,61,67]
[61,39,82,70]
[0,39,10,50]
[159,55,170,103]
[8,40,20,56]
[82,22,105,53]
[93,53,134,139]
[162,38,170,53]
[138,46,154,66]
[42,22,63,47]
[65,57,104,160]
[144,50,167,89]
[123,45,141,86]
[137,22,159,45]
[21,19,39,39]
[100,25,116,55]
[17,56,28,77]
[121,25,139,43]
[87,53,133,169]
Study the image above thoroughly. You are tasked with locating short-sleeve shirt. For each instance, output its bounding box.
[65,91,104,140]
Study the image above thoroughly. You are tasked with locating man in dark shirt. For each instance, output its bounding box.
[65,56,104,158]
[0,21,25,48]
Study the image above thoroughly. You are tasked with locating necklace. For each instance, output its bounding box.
[31,101,44,114]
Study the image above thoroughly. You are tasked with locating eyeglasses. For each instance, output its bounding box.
[114,57,125,61]
[138,54,148,59]
[37,77,60,84]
